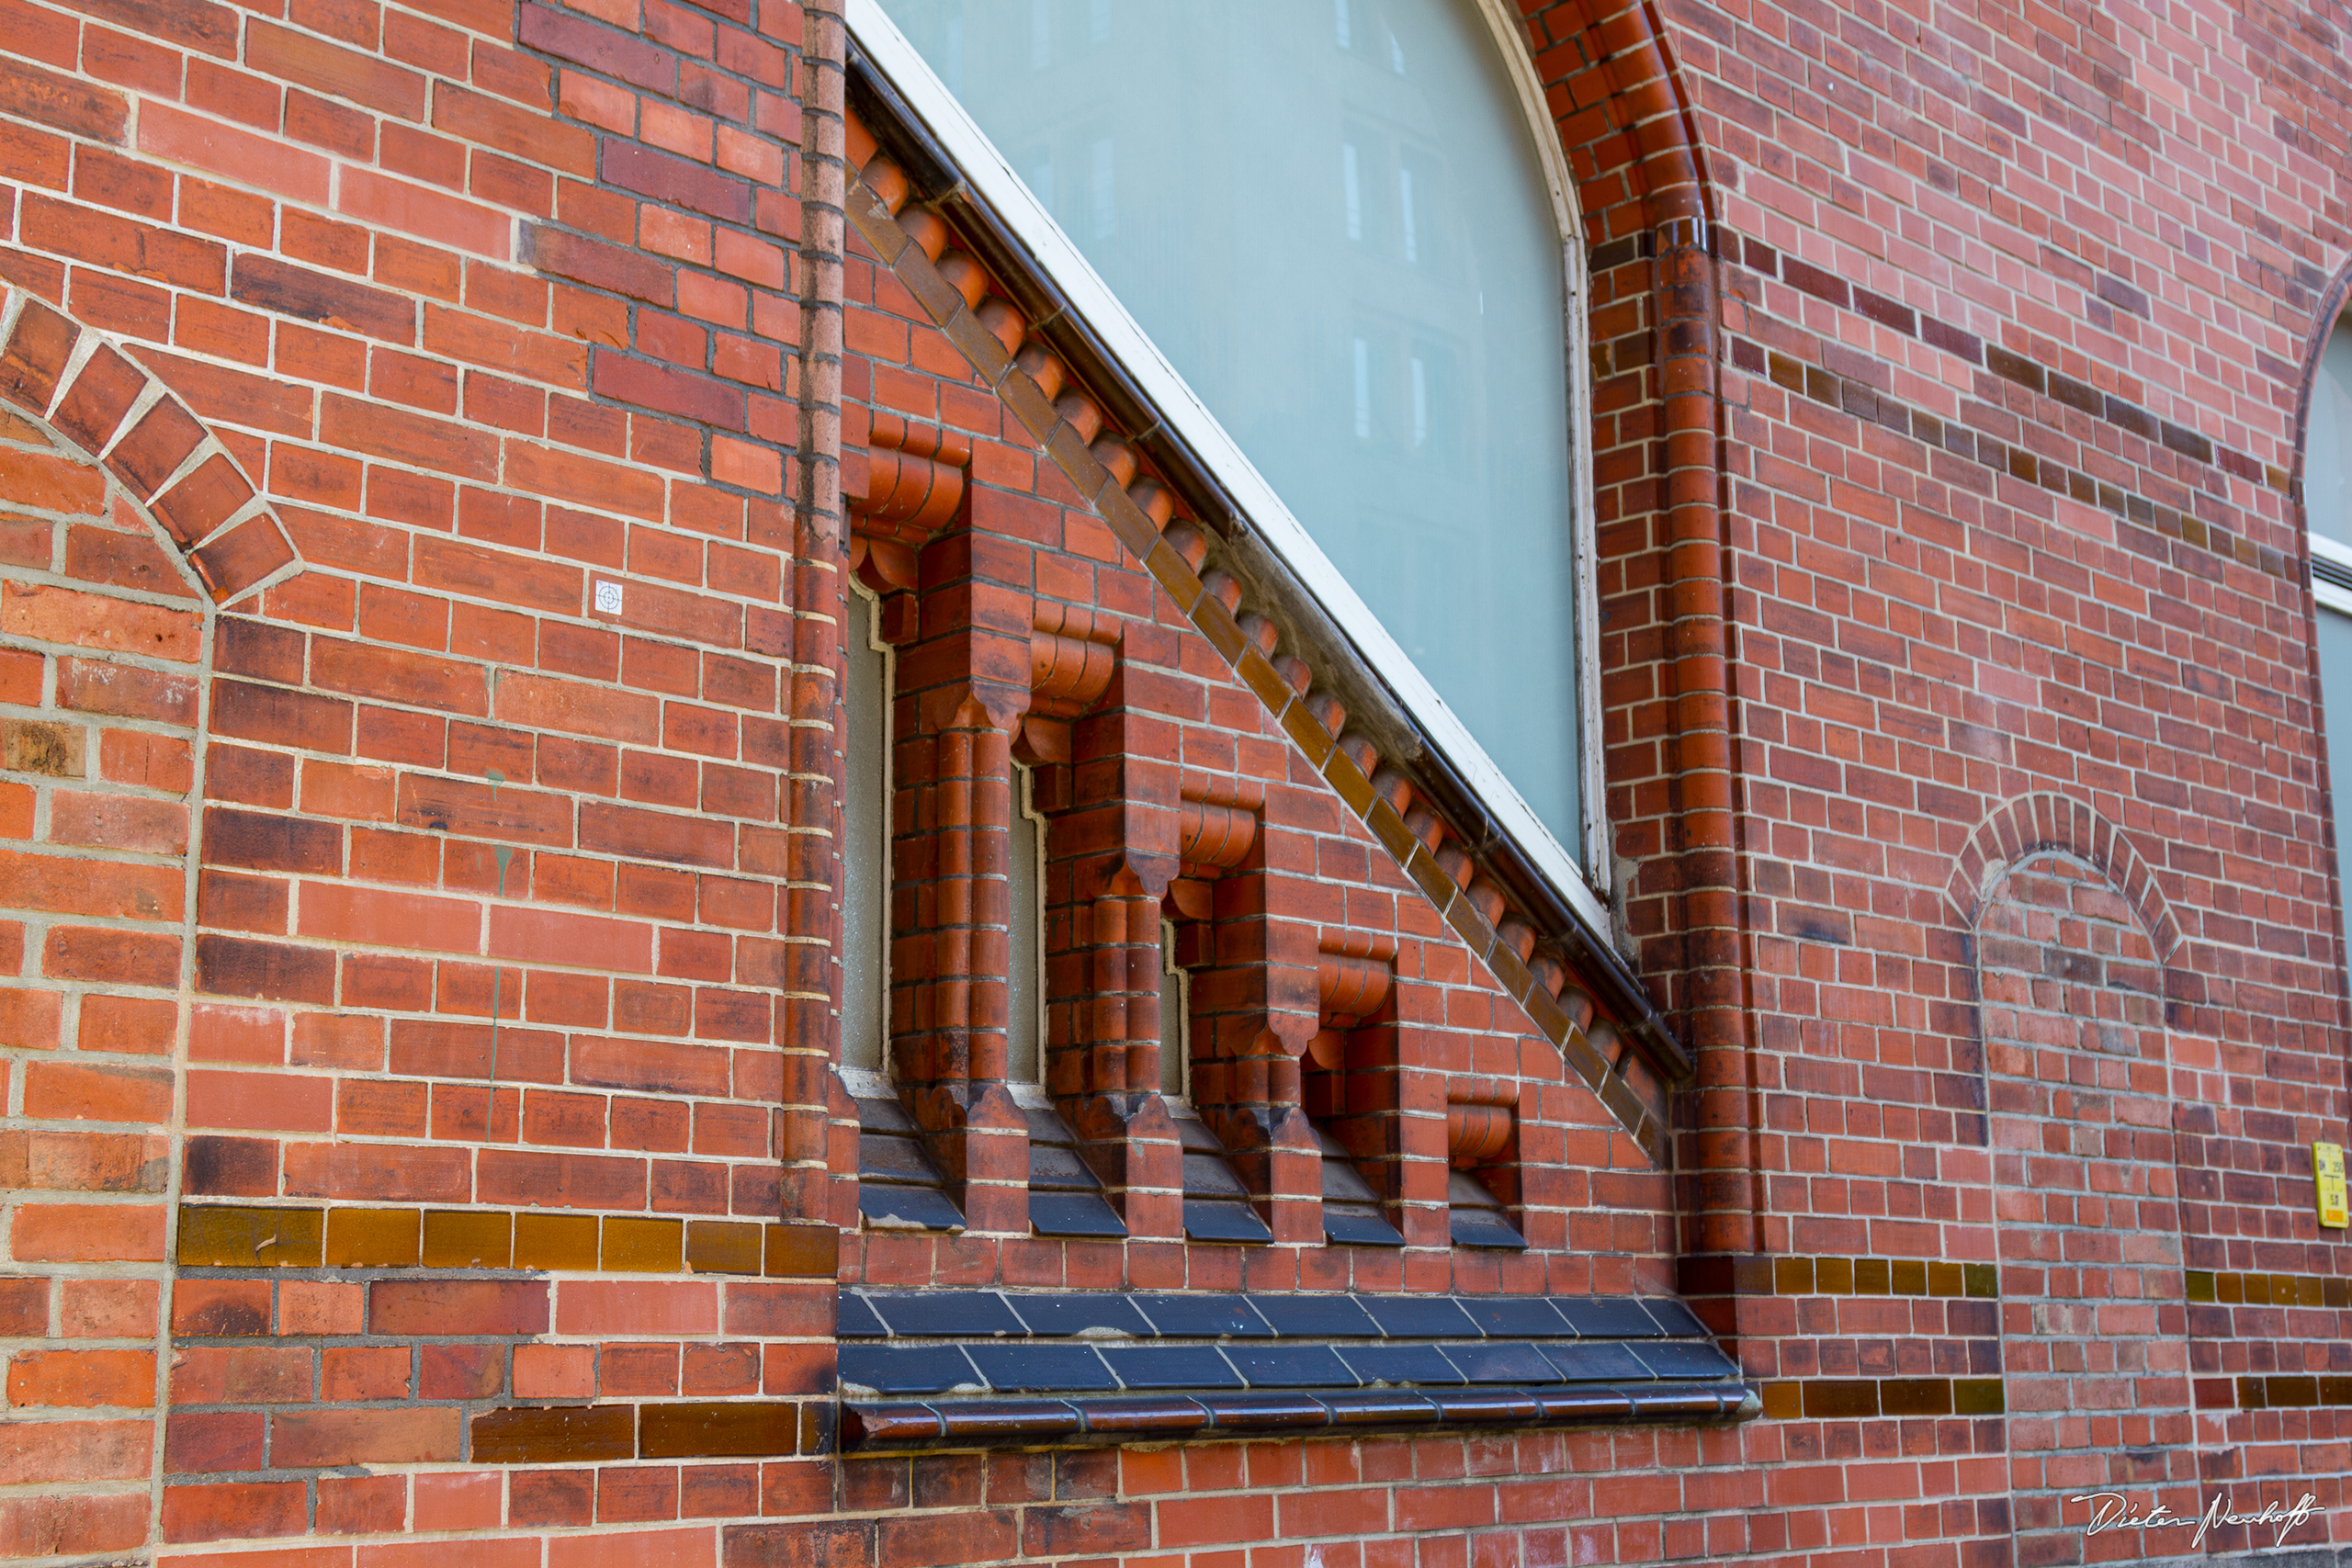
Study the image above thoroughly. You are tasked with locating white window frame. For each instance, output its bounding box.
[839,580,896,1099]
[2313,536,2352,617]
[845,0,1611,933]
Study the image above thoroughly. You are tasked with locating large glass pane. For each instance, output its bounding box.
[877,0,1584,852]
[2316,605,2352,960]
[1010,764,1045,1083]
[842,586,888,1073]
[1159,919,1187,1100]
[2310,321,2352,549]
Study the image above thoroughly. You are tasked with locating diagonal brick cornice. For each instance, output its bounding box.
[837,60,1684,1164]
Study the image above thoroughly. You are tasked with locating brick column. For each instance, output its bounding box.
[889,533,1032,1233]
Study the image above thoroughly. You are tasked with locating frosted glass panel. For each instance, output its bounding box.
[2311,322,2352,548]
[842,587,889,1074]
[878,0,1583,852]
[1158,919,1187,1100]
[2317,606,2352,961]
[1010,765,1045,1084]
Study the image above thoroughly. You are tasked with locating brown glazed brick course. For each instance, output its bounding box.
[1681,1253,1999,1299]
[469,1403,806,1464]
[1757,1378,2006,1420]
[177,1205,832,1277]
[2188,1269,2352,1308]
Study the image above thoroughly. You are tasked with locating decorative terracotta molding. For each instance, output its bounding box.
[837,66,1679,1165]
[847,408,970,597]
[1023,602,1118,764]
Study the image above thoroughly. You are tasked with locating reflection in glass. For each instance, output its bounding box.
[877,0,1584,854]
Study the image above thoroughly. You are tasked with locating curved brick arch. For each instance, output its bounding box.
[1945,792,2186,964]
[0,284,301,606]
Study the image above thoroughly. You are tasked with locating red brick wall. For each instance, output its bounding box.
[0,0,2347,1559]
[0,403,201,1562]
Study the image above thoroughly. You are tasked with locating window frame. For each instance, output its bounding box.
[840,579,896,1089]
[2304,312,2352,971]
[847,0,1611,926]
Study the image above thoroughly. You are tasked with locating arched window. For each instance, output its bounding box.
[864,0,1597,873]
[2306,315,2352,960]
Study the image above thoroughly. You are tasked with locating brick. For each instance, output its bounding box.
[594,350,748,431]
[23,197,225,296]
[505,438,667,519]
[176,1204,323,1267]
[65,523,197,596]
[248,19,426,118]
[189,514,300,601]
[320,390,498,479]
[272,1406,462,1467]
[0,847,185,921]
[194,934,337,1004]
[139,102,330,205]
[1,581,201,660]
[472,1404,636,1463]
[23,1060,174,1123]
[0,55,128,143]
[478,1148,647,1210]
[171,1345,311,1404]
[525,226,674,305]
[44,926,181,987]
[0,1492,147,1557]
[317,1474,405,1535]
[297,882,481,952]
[341,167,513,258]
[107,397,207,498]
[434,83,596,175]
[6,1348,153,1407]
[0,299,78,413]
[557,1280,718,1336]
[491,906,654,973]
[205,807,344,873]
[140,347,318,441]
[60,657,198,722]
[184,1134,277,1197]
[517,3,674,92]
[49,789,187,854]
[0,1417,149,1483]
[369,1278,548,1337]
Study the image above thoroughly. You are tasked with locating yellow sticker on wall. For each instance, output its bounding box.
[2315,1142,2348,1229]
